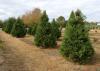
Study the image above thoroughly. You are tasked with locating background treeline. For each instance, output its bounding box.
[85,21,100,30]
[0,8,100,30]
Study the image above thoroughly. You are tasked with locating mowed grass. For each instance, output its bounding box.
[18,29,100,70]
[0,40,3,49]
[89,30,100,64]
[20,29,100,64]
[0,29,100,71]
[89,30,100,47]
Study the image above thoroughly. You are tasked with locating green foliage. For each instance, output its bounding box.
[0,20,3,28]
[34,11,56,48]
[56,16,66,31]
[60,10,94,64]
[51,19,61,39]
[3,17,16,33]
[2,20,7,31]
[63,20,67,28]
[85,22,100,30]
[11,18,27,38]
[28,23,37,35]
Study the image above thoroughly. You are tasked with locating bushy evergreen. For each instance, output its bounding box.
[0,20,3,28]
[60,10,94,64]
[28,23,37,35]
[34,11,56,48]
[11,18,27,38]
[3,17,16,33]
[51,19,61,39]
[2,21,6,31]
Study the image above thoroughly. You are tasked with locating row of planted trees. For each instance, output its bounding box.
[33,10,94,64]
[2,18,27,37]
[85,22,100,30]
[2,9,94,64]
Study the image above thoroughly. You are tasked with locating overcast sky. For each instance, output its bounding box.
[0,0,100,22]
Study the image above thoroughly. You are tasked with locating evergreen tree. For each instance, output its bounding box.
[60,10,94,64]
[56,16,65,31]
[28,25,32,35]
[28,23,37,35]
[2,20,7,31]
[34,11,56,48]
[51,19,61,39]
[0,20,3,28]
[11,18,27,37]
[4,17,16,33]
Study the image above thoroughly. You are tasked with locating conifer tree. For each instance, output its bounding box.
[11,18,26,37]
[4,17,16,33]
[0,20,3,28]
[56,16,65,31]
[60,10,94,64]
[28,23,37,35]
[51,19,61,39]
[2,20,7,31]
[34,11,56,48]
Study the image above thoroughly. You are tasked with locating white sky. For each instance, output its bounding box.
[0,0,100,22]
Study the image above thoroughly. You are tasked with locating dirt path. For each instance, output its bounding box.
[0,31,100,71]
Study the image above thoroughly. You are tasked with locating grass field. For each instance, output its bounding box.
[0,30,100,71]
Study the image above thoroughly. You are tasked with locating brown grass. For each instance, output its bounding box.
[0,30,100,71]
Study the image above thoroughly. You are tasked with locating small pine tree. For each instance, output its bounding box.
[51,19,61,39]
[60,10,94,64]
[28,23,37,35]
[2,21,7,31]
[3,17,16,33]
[0,20,3,28]
[34,11,56,48]
[11,18,26,38]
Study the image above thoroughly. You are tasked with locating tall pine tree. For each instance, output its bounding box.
[34,11,56,48]
[60,10,94,64]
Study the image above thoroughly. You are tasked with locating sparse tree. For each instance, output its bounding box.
[22,8,42,26]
